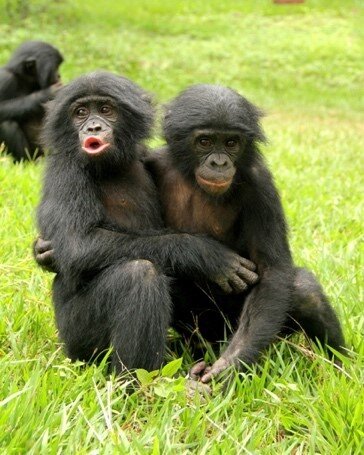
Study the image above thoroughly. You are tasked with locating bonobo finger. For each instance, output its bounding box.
[37,250,55,265]
[189,361,208,380]
[200,357,229,384]
[50,82,63,94]
[215,278,233,294]
[238,257,257,272]
[35,238,52,254]
[236,267,259,285]
[186,379,212,398]
[36,250,56,273]
[228,275,248,294]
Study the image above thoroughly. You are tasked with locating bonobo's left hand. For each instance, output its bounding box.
[33,237,57,273]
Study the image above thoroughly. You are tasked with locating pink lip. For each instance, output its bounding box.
[82,136,110,155]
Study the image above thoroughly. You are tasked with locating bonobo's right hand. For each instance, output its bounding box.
[211,250,259,294]
[37,82,63,102]
[33,237,57,273]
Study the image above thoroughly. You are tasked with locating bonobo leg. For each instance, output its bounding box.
[0,121,31,162]
[190,270,292,383]
[190,268,346,383]
[171,279,243,356]
[110,260,172,372]
[53,260,172,373]
[288,267,346,356]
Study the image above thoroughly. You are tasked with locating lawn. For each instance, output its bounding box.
[0,0,363,453]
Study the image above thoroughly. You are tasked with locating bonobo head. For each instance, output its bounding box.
[6,41,63,89]
[43,72,154,169]
[163,84,266,196]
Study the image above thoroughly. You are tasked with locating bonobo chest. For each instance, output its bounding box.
[99,161,162,230]
[159,167,240,244]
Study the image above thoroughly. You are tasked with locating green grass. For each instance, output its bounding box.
[0,0,363,453]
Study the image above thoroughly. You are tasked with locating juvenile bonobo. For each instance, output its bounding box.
[145,84,346,383]
[0,41,63,161]
[36,73,257,373]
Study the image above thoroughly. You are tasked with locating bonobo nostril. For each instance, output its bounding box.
[87,123,102,133]
[210,156,228,168]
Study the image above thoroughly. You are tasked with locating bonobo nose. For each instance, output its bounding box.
[208,155,229,168]
[87,123,102,133]
[211,159,228,167]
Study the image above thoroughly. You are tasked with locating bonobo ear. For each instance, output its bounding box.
[242,99,267,144]
[23,58,37,76]
[117,84,155,141]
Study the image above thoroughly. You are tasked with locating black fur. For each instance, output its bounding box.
[37,73,257,372]
[148,84,346,382]
[0,41,63,161]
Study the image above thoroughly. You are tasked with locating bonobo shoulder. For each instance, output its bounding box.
[137,144,152,162]
[142,147,170,176]
[143,146,168,164]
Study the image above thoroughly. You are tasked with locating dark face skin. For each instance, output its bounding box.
[191,128,245,195]
[71,96,118,156]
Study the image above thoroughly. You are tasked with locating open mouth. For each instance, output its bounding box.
[82,136,110,155]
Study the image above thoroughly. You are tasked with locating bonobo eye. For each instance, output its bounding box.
[199,137,212,148]
[100,105,113,115]
[75,107,89,118]
[226,139,237,148]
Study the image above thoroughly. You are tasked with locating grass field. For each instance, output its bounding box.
[0,0,363,453]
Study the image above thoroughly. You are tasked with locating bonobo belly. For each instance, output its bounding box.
[100,164,163,231]
[160,169,239,244]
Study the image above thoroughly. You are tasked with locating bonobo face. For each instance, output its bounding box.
[71,96,118,157]
[192,128,244,195]
[23,59,61,86]
[49,68,61,85]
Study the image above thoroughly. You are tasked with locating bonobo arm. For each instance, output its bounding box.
[190,161,295,383]
[0,90,54,122]
[0,71,59,122]
[34,228,258,294]
[37,156,258,293]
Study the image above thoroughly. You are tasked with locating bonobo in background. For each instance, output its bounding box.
[36,72,258,374]
[0,41,63,161]
[145,84,346,383]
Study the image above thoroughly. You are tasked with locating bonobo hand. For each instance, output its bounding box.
[49,81,63,97]
[33,237,57,273]
[35,82,63,104]
[211,251,259,294]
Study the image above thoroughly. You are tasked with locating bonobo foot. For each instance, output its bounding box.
[185,378,212,399]
[189,357,231,384]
